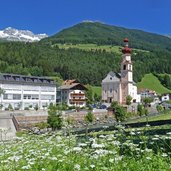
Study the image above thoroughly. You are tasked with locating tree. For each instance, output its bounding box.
[115,105,127,122]
[34,104,39,111]
[84,111,94,137]
[94,93,101,102]
[142,97,153,108]
[85,85,93,105]
[156,105,163,113]
[111,101,126,122]
[144,108,149,125]
[126,95,132,105]
[0,88,5,110]
[137,103,144,116]
[47,104,63,130]
[163,74,171,89]
[85,111,94,123]
[8,104,13,111]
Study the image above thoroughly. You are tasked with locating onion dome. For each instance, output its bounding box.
[124,38,129,42]
[122,47,132,54]
[122,38,132,54]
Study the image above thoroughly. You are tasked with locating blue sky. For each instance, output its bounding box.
[0,0,171,35]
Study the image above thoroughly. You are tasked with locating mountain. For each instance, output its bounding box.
[41,22,171,51]
[0,22,171,87]
[165,35,171,39]
[0,27,48,42]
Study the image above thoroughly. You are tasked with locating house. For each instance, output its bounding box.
[0,73,56,110]
[102,38,141,104]
[138,88,157,99]
[161,94,170,102]
[57,80,87,107]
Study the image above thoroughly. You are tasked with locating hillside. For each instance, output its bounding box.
[0,22,171,87]
[54,43,148,54]
[137,73,171,94]
[41,22,171,51]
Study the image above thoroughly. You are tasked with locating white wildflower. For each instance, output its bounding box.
[50,156,57,160]
[74,164,81,171]
[78,143,87,147]
[162,153,168,157]
[146,157,151,160]
[92,143,105,148]
[21,165,31,170]
[90,164,95,168]
[73,147,82,152]
[109,158,114,163]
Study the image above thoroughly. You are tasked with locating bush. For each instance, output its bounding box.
[47,104,63,130]
[85,111,94,123]
[156,105,164,112]
[35,122,49,129]
[24,107,29,110]
[8,104,13,111]
[34,104,39,111]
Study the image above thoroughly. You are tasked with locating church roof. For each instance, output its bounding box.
[102,71,120,83]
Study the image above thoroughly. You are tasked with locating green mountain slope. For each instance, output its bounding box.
[137,73,171,94]
[41,22,171,51]
[0,22,171,87]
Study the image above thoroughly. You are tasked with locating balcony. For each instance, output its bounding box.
[70,93,85,96]
[69,98,86,102]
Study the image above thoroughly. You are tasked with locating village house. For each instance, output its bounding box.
[57,80,87,107]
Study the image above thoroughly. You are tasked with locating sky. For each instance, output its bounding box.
[0,0,171,36]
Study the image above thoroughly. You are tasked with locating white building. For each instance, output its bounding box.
[0,73,56,110]
[57,80,87,107]
[102,38,141,104]
[161,94,170,102]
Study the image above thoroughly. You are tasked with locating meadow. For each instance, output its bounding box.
[137,73,171,94]
[0,124,171,171]
[55,43,148,54]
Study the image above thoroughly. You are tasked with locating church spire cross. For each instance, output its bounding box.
[122,38,132,54]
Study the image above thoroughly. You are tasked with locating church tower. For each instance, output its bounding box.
[120,38,133,104]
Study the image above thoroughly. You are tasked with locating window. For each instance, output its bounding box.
[129,64,132,70]
[32,95,39,100]
[42,79,49,83]
[123,65,126,70]
[13,94,21,100]
[34,79,38,83]
[110,77,112,80]
[15,77,20,81]
[41,95,54,100]
[23,95,31,99]
[26,78,32,82]
[3,94,8,100]
[110,89,112,93]
[3,94,13,100]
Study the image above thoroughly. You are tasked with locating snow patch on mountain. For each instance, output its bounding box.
[0,27,48,42]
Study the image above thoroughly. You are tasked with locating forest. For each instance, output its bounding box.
[0,41,171,86]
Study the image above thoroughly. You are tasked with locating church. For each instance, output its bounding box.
[102,38,141,104]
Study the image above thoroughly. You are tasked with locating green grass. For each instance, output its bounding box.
[126,110,171,123]
[55,43,121,53]
[55,43,148,54]
[1,126,171,170]
[92,86,102,96]
[137,73,171,94]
